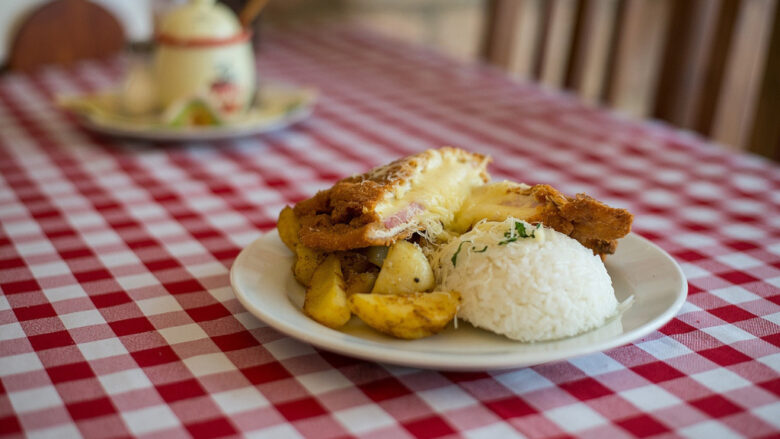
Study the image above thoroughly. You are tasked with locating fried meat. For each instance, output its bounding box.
[293,147,490,251]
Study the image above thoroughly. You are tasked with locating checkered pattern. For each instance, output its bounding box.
[0,25,778,439]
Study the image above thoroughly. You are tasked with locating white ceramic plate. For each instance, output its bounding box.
[231,230,687,371]
[59,83,316,142]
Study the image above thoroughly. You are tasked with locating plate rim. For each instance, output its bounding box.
[77,107,313,141]
[61,83,316,142]
[230,230,688,371]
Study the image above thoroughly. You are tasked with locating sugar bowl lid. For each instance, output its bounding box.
[157,0,247,44]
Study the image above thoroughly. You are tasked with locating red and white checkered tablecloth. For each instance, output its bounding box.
[1,25,778,439]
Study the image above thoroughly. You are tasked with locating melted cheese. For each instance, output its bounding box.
[451,181,539,233]
[374,154,486,239]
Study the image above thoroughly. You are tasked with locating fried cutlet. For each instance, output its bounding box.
[452,182,633,256]
[293,147,491,251]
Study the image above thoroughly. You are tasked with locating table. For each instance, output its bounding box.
[1,25,778,439]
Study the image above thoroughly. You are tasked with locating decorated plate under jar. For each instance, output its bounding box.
[58,83,317,142]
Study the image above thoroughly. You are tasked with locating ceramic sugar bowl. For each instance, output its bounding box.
[154,0,256,120]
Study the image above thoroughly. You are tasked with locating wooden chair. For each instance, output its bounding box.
[482,0,780,161]
[8,0,125,73]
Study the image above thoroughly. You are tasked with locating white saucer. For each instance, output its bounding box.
[58,83,316,142]
[230,230,687,371]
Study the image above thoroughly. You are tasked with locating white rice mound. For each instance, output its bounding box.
[433,218,618,342]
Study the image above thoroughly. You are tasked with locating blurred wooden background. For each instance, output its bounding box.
[243,0,780,160]
[482,0,780,160]
[3,0,779,160]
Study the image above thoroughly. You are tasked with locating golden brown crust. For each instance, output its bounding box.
[523,184,632,256]
[294,147,490,251]
[284,149,631,256]
[583,239,618,256]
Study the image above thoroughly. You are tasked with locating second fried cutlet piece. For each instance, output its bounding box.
[451,182,633,256]
[294,147,491,251]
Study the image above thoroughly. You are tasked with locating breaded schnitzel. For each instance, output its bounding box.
[287,148,632,257]
[294,147,490,250]
[452,182,633,256]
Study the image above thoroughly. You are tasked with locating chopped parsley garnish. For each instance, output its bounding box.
[451,222,541,265]
[451,240,471,266]
[451,241,489,266]
[498,237,515,245]
[498,221,540,245]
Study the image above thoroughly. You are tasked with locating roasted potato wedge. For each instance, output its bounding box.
[348,291,461,339]
[337,251,374,275]
[364,246,389,267]
[303,255,351,328]
[293,245,326,287]
[371,241,435,294]
[345,271,378,296]
[337,251,378,296]
[277,206,300,251]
